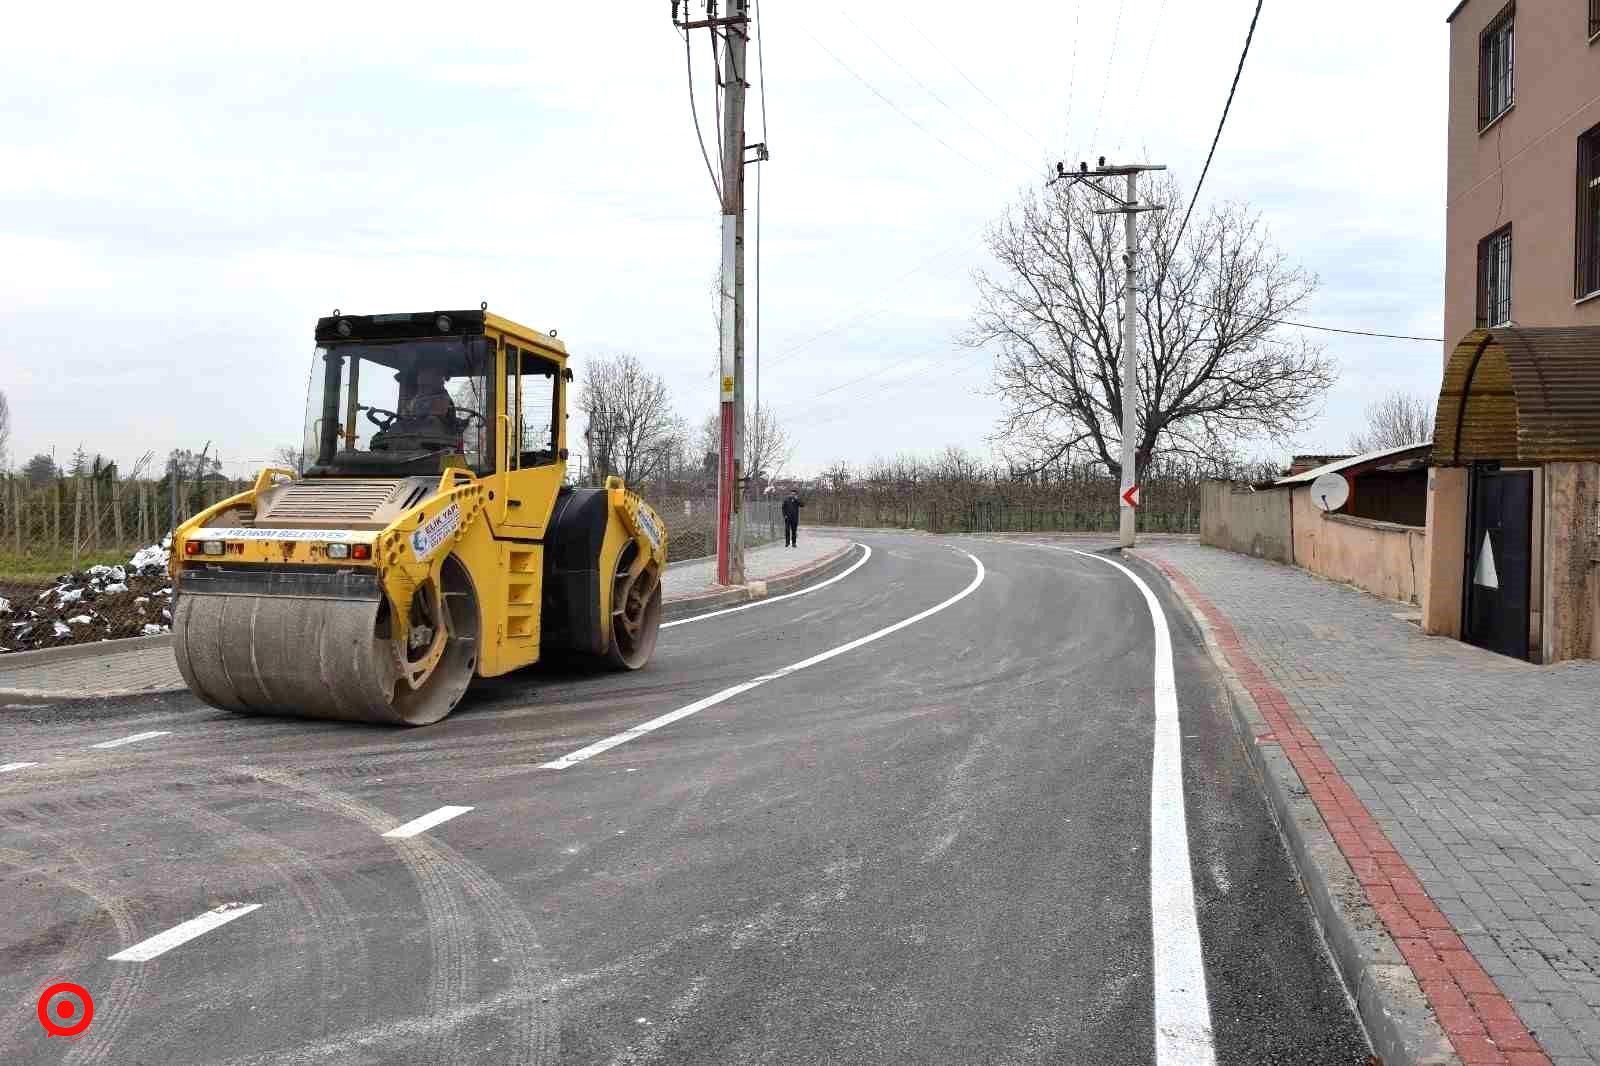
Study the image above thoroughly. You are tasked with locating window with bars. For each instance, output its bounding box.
[1478,225,1513,327]
[1479,4,1515,128]
[1580,126,1600,298]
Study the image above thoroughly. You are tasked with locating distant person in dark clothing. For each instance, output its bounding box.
[782,491,802,547]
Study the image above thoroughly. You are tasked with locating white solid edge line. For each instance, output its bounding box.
[0,762,39,773]
[661,543,873,628]
[381,805,476,839]
[107,902,262,962]
[1065,548,1216,1065]
[90,730,172,750]
[542,549,986,769]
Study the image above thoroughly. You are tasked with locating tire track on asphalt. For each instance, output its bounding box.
[228,765,556,1065]
[0,845,121,1055]
[0,831,146,1066]
[113,795,375,1061]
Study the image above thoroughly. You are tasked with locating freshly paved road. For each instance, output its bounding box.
[0,531,1369,1064]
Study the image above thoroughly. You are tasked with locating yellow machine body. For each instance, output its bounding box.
[170,309,668,725]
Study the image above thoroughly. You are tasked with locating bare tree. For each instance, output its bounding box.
[970,173,1337,481]
[0,389,10,470]
[1347,391,1434,453]
[696,408,791,488]
[272,443,309,474]
[746,406,792,485]
[577,352,682,487]
[697,414,721,479]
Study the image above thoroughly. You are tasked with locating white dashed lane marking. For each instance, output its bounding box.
[90,730,171,750]
[107,902,262,962]
[381,805,475,839]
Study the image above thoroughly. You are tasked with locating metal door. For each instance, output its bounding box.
[1464,468,1533,660]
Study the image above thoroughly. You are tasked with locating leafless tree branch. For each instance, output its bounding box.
[968,173,1337,481]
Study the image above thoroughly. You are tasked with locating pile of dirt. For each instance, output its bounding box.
[0,540,172,654]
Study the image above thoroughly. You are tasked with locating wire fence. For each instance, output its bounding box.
[0,472,249,653]
[801,468,1204,535]
[0,473,250,570]
[646,491,782,563]
[0,470,778,653]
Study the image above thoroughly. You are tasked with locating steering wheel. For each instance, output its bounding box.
[363,405,399,430]
[449,405,485,427]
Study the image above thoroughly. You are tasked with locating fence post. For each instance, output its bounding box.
[90,477,100,551]
[72,475,83,570]
[113,478,124,545]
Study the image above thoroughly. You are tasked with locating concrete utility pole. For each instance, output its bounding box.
[675,0,766,585]
[718,0,748,584]
[1051,159,1166,548]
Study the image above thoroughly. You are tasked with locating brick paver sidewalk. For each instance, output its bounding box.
[0,537,851,702]
[1141,541,1600,1065]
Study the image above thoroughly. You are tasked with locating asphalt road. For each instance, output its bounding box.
[0,530,1370,1064]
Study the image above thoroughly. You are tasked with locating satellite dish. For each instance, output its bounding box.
[1310,472,1350,513]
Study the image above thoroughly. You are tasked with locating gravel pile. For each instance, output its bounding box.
[0,539,173,654]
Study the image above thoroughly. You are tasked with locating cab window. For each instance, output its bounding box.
[505,344,560,468]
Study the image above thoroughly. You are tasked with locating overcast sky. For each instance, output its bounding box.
[1,1,1447,479]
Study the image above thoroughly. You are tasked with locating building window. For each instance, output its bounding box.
[1580,126,1600,298]
[1478,225,1513,326]
[1479,4,1515,128]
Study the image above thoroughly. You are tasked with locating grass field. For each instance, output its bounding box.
[0,547,134,584]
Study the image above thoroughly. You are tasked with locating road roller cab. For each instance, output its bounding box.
[169,308,668,725]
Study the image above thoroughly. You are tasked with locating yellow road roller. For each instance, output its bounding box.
[170,307,668,725]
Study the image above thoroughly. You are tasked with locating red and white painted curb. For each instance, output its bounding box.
[1147,556,1550,1066]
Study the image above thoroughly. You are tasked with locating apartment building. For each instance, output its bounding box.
[1444,1,1600,337]
[1421,2,1600,663]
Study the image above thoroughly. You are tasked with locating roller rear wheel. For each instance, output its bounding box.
[606,541,661,670]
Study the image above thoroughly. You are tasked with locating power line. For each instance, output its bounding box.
[765,231,979,366]
[840,11,1038,172]
[755,0,769,143]
[1130,0,1170,122]
[1228,312,1441,343]
[754,0,768,478]
[1061,0,1082,151]
[902,15,1052,156]
[1170,0,1264,252]
[798,353,986,428]
[683,28,722,199]
[774,349,943,410]
[803,27,1002,180]
[1087,0,1127,149]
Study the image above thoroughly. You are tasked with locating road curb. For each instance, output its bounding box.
[1132,550,1461,1066]
[4,543,864,703]
[0,632,171,669]
[661,541,860,621]
[0,684,174,706]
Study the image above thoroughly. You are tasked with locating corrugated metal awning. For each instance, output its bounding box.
[1433,327,1600,465]
[1274,443,1432,487]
